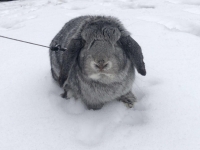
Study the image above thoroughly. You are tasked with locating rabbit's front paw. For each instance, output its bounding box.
[86,103,104,110]
[117,92,136,108]
[61,90,68,99]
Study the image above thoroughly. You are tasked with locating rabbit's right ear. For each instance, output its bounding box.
[118,35,146,76]
[59,39,85,87]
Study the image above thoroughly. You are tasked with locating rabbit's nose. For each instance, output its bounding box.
[95,60,108,71]
[98,59,105,65]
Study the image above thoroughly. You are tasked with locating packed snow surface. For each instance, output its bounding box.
[0,0,200,150]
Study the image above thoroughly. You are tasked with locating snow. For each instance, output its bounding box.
[0,0,200,149]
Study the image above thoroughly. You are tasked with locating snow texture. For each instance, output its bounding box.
[0,0,200,150]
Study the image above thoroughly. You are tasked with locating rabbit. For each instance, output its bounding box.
[49,16,146,110]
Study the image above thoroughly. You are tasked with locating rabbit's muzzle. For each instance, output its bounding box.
[90,60,112,72]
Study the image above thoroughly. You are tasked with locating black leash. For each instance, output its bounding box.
[0,35,66,51]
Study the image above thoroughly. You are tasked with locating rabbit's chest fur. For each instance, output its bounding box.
[79,76,133,105]
[66,60,134,105]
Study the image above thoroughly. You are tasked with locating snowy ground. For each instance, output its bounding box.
[0,0,200,149]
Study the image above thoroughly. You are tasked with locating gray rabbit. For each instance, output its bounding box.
[49,16,146,110]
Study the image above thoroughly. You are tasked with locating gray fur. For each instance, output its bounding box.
[49,16,146,110]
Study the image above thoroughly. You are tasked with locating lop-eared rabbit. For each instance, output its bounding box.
[49,16,146,110]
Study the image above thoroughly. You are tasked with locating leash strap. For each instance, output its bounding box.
[0,35,66,51]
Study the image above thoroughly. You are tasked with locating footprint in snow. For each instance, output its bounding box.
[0,18,24,30]
[138,16,200,37]
[119,3,155,9]
[0,14,37,30]
[164,20,200,37]
[136,5,155,9]
[167,0,200,5]
[73,101,148,145]
[62,5,86,10]
[184,8,200,15]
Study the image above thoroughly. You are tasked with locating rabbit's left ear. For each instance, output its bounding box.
[59,39,85,87]
[118,35,146,76]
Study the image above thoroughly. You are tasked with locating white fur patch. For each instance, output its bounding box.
[106,61,112,70]
[89,73,115,80]
[52,65,60,77]
[89,74,101,80]
[90,61,97,70]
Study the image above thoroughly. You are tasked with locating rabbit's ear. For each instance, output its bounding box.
[118,35,146,76]
[59,39,85,86]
